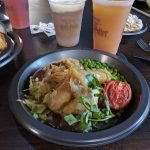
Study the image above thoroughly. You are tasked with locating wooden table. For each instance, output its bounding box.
[0,0,150,149]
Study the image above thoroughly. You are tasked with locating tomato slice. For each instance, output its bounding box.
[104,80,132,110]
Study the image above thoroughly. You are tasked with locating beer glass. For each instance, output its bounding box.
[93,0,135,54]
[48,0,86,47]
[4,0,29,29]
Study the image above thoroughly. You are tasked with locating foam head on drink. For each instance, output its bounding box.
[93,0,134,54]
[48,0,86,47]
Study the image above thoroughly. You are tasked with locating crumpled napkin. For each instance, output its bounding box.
[30,22,56,37]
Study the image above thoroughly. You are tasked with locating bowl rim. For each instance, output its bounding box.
[9,49,150,147]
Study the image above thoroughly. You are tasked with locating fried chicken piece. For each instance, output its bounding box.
[44,74,72,112]
[0,33,7,54]
[44,67,98,116]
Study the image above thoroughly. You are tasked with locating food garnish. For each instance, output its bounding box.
[0,33,7,54]
[21,58,132,132]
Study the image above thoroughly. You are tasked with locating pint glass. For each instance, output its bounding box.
[93,0,134,54]
[48,0,86,47]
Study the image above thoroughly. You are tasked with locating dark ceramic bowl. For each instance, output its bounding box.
[9,49,150,147]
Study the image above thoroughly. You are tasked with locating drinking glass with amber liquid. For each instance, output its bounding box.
[93,0,135,54]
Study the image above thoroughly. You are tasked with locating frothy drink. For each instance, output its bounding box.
[4,0,29,29]
[48,0,86,47]
[93,0,134,54]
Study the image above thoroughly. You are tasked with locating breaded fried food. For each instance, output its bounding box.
[0,33,7,54]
